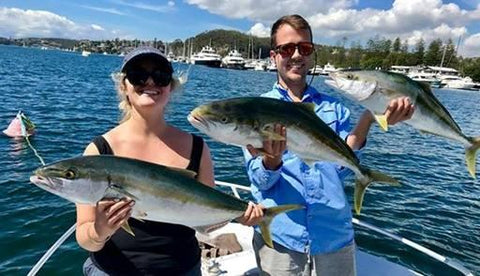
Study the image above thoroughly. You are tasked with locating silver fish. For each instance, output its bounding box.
[188,97,399,214]
[30,155,303,247]
[328,70,480,178]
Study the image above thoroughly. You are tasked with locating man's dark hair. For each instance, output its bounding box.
[270,14,313,48]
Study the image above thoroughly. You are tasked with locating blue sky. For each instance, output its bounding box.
[1,0,479,56]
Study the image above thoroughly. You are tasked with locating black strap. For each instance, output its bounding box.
[92,134,203,173]
[92,136,114,155]
[186,134,204,174]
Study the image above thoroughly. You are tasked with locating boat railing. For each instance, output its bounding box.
[28,180,474,276]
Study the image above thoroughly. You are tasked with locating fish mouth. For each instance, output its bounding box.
[30,175,55,189]
[187,113,210,130]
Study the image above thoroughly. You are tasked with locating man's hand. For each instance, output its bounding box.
[385,97,415,125]
[247,124,286,170]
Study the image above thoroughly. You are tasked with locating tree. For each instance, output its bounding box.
[413,38,425,65]
[424,39,443,66]
[392,37,401,52]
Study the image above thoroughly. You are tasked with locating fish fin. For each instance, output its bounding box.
[194,221,230,234]
[167,167,197,179]
[121,221,135,236]
[374,114,388,131]
[260,204,305,248]
[109,185,139,201]
[466,137,480,179]
[354,168,399,215]
[419,129,437,136]
[417,81,433,93]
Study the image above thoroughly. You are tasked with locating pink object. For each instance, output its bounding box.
[3,117,34,138]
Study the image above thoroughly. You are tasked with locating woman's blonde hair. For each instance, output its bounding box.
[111,72,182,123]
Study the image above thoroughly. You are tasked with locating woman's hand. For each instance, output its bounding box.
[93,198,135,240]
[238,202,265,226]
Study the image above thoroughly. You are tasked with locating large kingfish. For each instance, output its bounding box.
[328,70,480,178]
[188,97,399,214]
[30,155,303,247]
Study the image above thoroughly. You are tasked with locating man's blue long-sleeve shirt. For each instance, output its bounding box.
[244,83,361,255]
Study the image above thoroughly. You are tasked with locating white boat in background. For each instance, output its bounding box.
[81,50,91,57]
[425,66,475,90]
[253,60,267,71]
[322,62,338,75]
[308,65,323,75]
[266,60,277,72]
[389,65,411,75]
[27,181,474,276]
[221,50,246,70]
[191,46,222,68]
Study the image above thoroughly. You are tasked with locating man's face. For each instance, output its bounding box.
[271,24,313,87]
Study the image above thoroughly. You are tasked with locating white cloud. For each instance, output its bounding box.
[461,32,480,57]
[186,0,479,56]
[0,7,124,40]
[186,0,357,21]
[78,5,126,15]
[111,0,176,13]
[248,23,270,38]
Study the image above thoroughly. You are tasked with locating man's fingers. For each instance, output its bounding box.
[246,144,259,157]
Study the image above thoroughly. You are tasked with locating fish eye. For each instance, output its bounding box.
[221,117,229,123]
[64,169,76,179]
[347,74,353,79]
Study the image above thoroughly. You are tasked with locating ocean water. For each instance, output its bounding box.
[0,45,478,275]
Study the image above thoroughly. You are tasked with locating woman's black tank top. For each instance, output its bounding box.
[89,134,204,275]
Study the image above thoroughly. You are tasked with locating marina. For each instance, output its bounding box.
[1,45,479,275]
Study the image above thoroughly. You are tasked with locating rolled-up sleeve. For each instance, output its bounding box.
[243,148,282,191]
[334,103,366,182]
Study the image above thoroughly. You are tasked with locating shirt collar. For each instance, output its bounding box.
[273,82,321,103]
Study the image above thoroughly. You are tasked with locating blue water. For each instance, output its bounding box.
[0,45,479,275]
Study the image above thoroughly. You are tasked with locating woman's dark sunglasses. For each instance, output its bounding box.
[125,69,172,87]
[274,42,315,58]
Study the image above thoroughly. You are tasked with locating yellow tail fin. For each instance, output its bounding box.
[355,168,399,215]
[374,114,389,131]
[258,204,304,247]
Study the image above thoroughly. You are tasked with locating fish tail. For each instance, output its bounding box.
[355,168,400,215]
[466,137,480,179]
[373,114,389,131]
[259,204,304,248]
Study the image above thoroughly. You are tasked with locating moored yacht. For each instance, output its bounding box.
[426,66,475,90]
[191,46,222,68]
[221,50,246,70]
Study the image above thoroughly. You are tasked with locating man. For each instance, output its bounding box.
[244,14,414,275]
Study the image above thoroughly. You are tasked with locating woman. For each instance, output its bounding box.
[77,46,263,275]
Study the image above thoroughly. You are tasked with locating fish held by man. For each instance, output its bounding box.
[29,155,302,247]
[188,97,399,214]
[327,70,480,179]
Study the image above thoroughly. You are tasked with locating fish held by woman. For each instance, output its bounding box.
[29,155,302,247]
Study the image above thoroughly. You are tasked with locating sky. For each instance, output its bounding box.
[1,0,479,57]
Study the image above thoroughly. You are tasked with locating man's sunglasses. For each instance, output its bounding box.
[274,42,315,58]
[125,69,172,87]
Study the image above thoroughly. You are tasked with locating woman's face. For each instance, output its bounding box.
[124,58,172,111]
